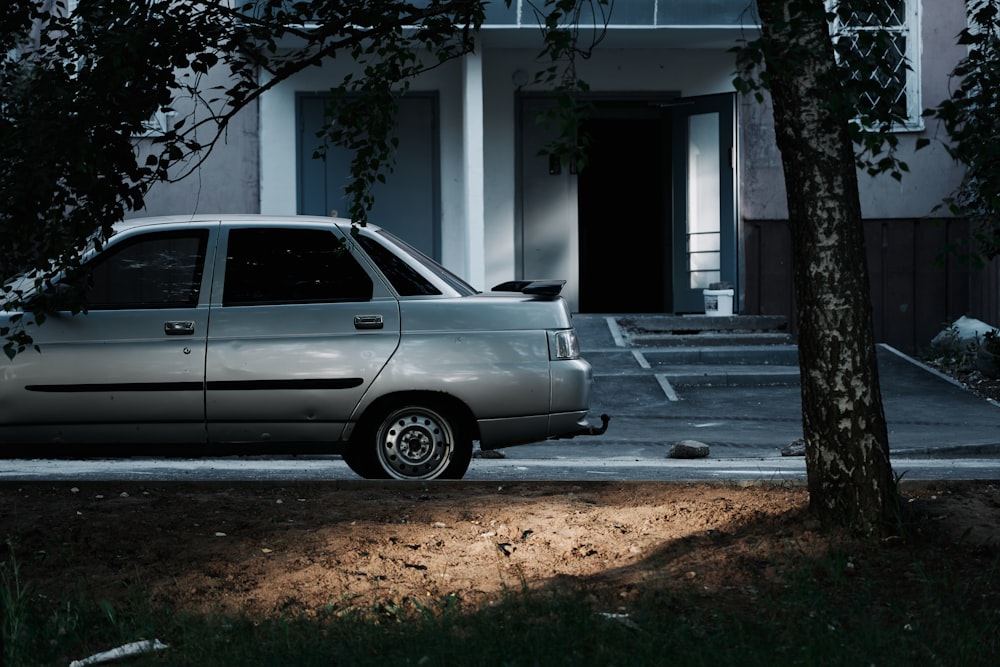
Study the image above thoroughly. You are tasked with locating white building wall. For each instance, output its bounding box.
[461,52,486,289]
[258,43,738,289]
[136,68,260,218]
[140,0,969,300]
[740,0,968,221]
[256,0,966,291]
[854,0,966,220]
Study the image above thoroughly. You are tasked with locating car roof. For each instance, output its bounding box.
[113,214,363,235]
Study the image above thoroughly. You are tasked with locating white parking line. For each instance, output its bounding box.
[606,316,627,347]
[655,373,679,401]
[632,350,651,369]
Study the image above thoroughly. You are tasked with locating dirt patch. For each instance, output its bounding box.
[944,367,1000,404]
[2,481,998,619]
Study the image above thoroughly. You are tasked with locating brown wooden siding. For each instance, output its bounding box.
[744,218,1000,354]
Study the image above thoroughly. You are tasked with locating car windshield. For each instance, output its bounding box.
[370,229,479,297]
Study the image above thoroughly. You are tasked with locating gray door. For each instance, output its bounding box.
[671,93,737,313]
[204,225,401,445]
[297,93,441,260]
[1,229,215,443]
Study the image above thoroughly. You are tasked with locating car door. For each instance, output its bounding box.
[204,224,401,444]
[0,226,215,444]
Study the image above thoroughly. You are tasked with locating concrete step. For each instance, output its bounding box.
[619,314,789,334]
[639,344,799,366]
[584,347,801,387]
[659,364,800,387]
[617,314,793,348]
[628,332,794,347]
[576,314,801,387]
[590,365,800,386]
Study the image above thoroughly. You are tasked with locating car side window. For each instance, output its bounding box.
[223,228,373,306]
[86,231,208,310]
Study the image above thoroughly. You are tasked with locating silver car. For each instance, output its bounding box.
[1,215,607,480]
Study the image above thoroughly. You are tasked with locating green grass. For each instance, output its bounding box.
[3,550,998,667]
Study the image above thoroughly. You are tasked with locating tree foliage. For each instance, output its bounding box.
[924,0,1000,262]
[1,0,235,355]
[0,0,606,358]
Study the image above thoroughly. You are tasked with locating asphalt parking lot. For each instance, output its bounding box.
[505,314,1000,462]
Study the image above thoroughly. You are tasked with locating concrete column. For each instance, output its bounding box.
[461,51,487,290]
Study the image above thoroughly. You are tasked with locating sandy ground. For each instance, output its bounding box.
[2,480,998,620]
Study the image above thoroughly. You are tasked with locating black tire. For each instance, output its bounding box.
[341,442,382,479]
[346,400,473,481]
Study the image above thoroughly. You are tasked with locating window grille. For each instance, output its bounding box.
[831,0,922,131]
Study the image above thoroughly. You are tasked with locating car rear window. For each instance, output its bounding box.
[223,228,373,306]
[357,230,478,297]
[356,234,442,296]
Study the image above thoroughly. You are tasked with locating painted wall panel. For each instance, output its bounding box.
[745,217,989,352]
[134,67,259,218]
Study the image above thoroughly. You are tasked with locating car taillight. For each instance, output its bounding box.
[551,329,580,360]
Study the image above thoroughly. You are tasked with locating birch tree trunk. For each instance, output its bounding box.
[755,0,898,533]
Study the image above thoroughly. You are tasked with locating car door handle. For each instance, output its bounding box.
[164,321,196,335]
[354,315,384,330]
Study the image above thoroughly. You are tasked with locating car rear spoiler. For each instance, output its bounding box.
[491,280,566,297]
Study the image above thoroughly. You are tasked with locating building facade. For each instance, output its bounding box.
[137,0,999,352]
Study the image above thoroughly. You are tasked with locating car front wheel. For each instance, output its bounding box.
[346,401,473,481]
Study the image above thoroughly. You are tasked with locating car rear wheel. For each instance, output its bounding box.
[345,401,473,481]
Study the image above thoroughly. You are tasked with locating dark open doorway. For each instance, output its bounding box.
[577,107,672,313]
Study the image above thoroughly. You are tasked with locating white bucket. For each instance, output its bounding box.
[703,288,734,317]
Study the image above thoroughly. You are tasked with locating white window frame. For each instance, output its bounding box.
[830,0,923,132]
[133,109,174,138]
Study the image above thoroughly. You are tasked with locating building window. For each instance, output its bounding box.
[831,0,922,131]
[135,109,175,138]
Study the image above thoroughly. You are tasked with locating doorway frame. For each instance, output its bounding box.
[669,92,740,313]
[515,91,739,314]
[514,91,681,312]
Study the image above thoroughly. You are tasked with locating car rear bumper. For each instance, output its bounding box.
[550,358,593,413]
[476,410,610,450]
[475,356,611,449]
